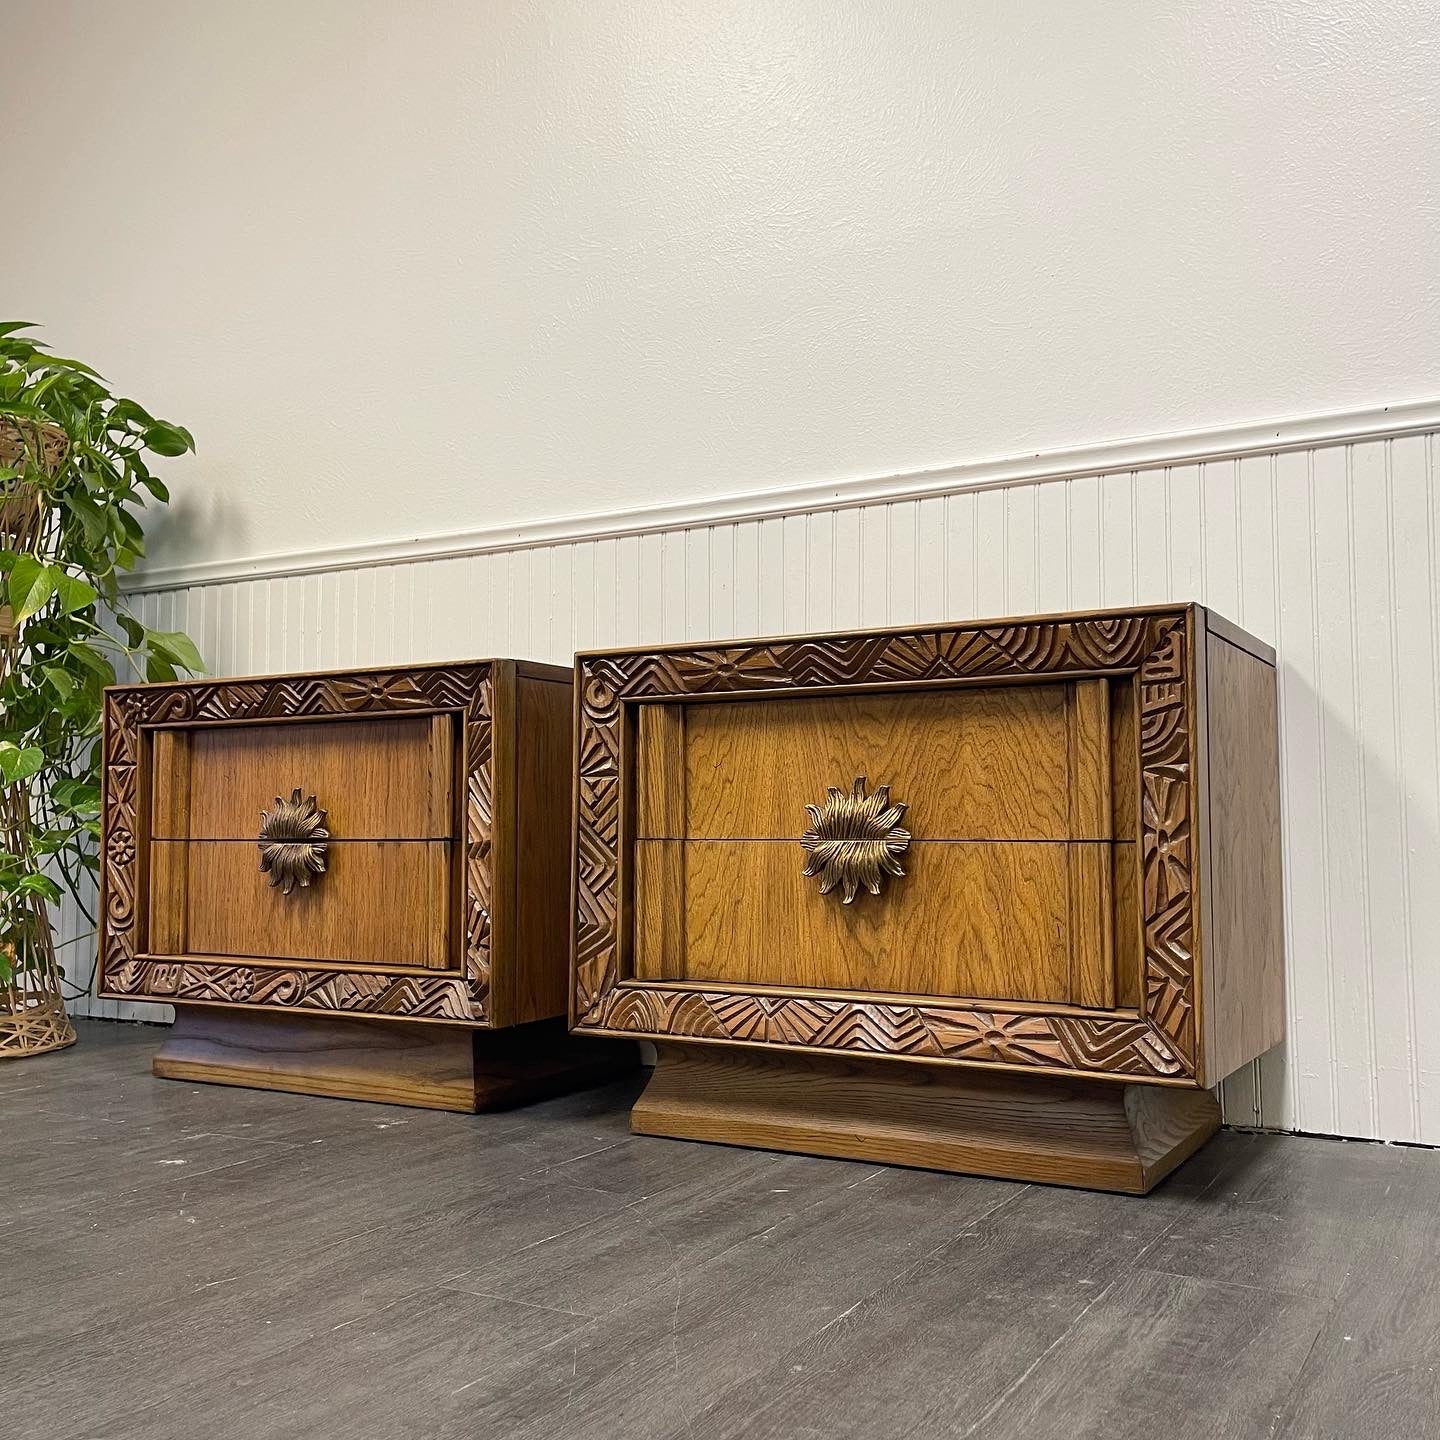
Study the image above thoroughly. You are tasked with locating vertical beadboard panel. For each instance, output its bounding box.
[887,502,917,627]
[1313,444,1373,1138]
[805,510,835,631]
[915,497,946,624]
[1003,485,1038,614]
[857,507,889,628]
[1033,482,1069,617]
[832,509,862,632]
[1199,458,1251,1128]
[1351,441,1412,1141]
[1236,454,1288,1129]
[942,492,977,620]
[66,429,1440,1146]
[973,488,1006,616]
[1393,437,1440,1141]
[1065,476,1102,613]
[1273,448,1329,1132]
[1097,472,1137,610]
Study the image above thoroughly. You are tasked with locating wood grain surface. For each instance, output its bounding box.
[1200,629,1285,1085]
[151,1007,636,1111]
[101,662,500,1024]
[632,1043,1221,1193]
[1066,678,1115,1008]
[632,675,1140,1006]
[153,714,456,840]
[106,660,585,1045]
[633,839,685,982]
[501,676,576,1028]
[669,838,1085,1002]
[150,838,452,968]
[632,704,687,982]
[676,683,1076,841]
[152,1007,481,1108]
[636,702,686,836]
[1112,830,1141,1011]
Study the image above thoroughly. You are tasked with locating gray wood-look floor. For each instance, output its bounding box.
[4,1022,1436,1440]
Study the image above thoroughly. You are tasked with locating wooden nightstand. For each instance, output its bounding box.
[99,659,633,1109]
[571,605,1283,1192]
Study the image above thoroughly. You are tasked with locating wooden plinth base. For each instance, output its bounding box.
[632,1044,1221,1194]
[153,1006,637,1112]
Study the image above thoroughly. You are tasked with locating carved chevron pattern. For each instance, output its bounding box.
[584,988,1184,1078]
[99,664,494,1023]
[573,610,1199,1081]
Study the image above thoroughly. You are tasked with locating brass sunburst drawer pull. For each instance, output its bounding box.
[257,788,330,894]
[799,775,911,904]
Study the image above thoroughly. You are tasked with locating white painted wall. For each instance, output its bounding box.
[4,0,1437,575]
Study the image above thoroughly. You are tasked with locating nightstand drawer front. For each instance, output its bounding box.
[632,677,1136,1008]
[672,684,1083,842]
[639,837,1080,1001]
[148,839,453,969]
[152,714,456,841]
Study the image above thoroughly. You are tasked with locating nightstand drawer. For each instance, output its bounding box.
[151,714,456,842]
[148,839,453,969]
[675,685,1084,841]
[640,837,1078,1000]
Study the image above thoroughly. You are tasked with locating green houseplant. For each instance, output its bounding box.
[0,322,203,1055]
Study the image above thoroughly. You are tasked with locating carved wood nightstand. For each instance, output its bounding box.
[571,605,1284,1192]
[99,659,633,1109]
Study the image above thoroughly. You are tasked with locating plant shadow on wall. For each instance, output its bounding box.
[0,323,203,1053]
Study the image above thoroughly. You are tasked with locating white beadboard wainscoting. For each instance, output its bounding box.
[66,407,1440,1148]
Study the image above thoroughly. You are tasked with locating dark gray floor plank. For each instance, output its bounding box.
[33,1287,593,1440]
[7,1119,303,1227]
[1,1273,321,1440]
[978,1266,1330,1440]
[431,1166,1023,1440]
[6,1023,1438,1440]
[1141,1130,1410,1300]
[452,1147,887,1318]
[676,1158,1234,1440]
[542,1128,811,1199]
[1273,1145,1440,1440]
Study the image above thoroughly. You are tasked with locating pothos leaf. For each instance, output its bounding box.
[0,743,44,784]
[147,629,205,674]
[6,556,58,622]
[53,573,98,615]
[142,422,192,457]
[42,665,77,701]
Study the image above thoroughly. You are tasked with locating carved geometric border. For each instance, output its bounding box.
[98,664,494,1025]
[572,610,1198,1082]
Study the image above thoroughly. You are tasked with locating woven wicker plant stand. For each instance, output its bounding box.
[1,423,77,1058]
